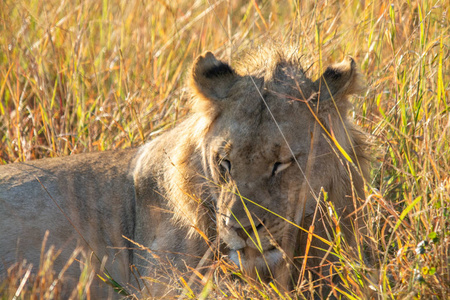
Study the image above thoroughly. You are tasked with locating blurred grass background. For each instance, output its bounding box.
[0,0,449,298]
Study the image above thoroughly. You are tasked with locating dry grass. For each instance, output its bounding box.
[0,0,449,299]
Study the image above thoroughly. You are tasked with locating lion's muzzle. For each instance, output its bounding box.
[220,220,284,272]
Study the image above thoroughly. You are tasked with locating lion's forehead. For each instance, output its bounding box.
[211,94,314,162]
[224,127,309,164]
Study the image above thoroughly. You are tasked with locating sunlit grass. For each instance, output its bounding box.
[1,0,448,298]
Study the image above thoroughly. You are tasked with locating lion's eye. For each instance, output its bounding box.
[271,161,291,176]
[220,159,231,173]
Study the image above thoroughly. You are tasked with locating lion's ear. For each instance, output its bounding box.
[313,56,364,104]
[190,52,237,101]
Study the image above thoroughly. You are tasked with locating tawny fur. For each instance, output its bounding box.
[0,47,369,298]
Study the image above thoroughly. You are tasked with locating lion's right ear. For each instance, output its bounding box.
[190,52,237,101]
[313,56,365,106]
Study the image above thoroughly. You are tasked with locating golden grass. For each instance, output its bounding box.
[1,0,449,298]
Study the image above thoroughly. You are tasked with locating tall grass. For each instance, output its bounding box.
[0,0,448,298]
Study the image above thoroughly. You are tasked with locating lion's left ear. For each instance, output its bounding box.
[190,52,238,101]
[313,56,364,105]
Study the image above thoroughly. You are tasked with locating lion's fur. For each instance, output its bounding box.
[0,46,369,298]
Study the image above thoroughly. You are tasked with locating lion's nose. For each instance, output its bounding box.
[235,223,263,238]
[224,218,264,240]
[224,215,238,227]
[223,211,243,227]
[224,215,260,230]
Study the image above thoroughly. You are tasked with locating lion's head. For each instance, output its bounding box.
[166,47,369,285]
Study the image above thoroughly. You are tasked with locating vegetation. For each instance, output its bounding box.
[0,0,448,298]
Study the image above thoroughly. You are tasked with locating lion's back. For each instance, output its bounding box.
[0,149,138,296]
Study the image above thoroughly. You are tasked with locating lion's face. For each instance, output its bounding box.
[190,50,363,273]
[205,107,314,268]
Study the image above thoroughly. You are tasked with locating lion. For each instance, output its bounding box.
[0,47,369,298]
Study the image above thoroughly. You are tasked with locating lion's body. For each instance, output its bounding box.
[0,47,369,298]
[0,150,135,297]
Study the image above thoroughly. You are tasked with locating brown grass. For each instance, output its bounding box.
[1,0,449,298]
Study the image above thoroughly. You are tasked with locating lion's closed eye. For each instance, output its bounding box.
[271,161,291,176]
[220,159,231,173]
